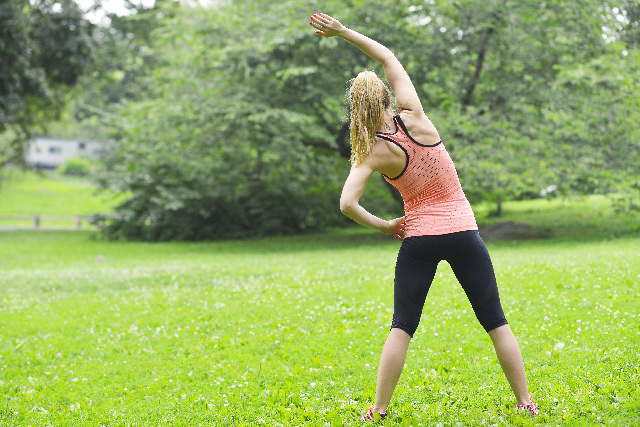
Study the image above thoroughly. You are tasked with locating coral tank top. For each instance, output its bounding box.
[377,115,477,237]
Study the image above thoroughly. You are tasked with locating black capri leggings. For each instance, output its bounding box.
[391,230,508,337]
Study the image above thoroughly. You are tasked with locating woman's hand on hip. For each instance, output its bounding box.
[309,13,345,38]
[380,216,406,240]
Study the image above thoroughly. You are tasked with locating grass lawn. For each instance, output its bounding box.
[474,196,640,241]
[0,169,123,229]
[0,228,638,426]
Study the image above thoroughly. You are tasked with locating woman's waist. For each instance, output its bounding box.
[403,202,477,236]
[404,195,473,213]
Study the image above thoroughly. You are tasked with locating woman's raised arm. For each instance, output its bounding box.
[310,13,423,115]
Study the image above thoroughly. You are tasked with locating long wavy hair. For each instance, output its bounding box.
[347,70,392,165]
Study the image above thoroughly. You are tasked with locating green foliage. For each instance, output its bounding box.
[81,0,640,239]
[71,0,174,125]
[420,1,640,212]
[612,179,640,216]
[93,1,360,240]
[30,0,93,86]
[0,230,638,425]
[96,99,349,240]
[59,156,92,177]
[0,0,93,165]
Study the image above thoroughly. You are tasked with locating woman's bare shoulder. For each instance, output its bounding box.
[365,137,407,177]
[398,110,441,144]
[371,137,401,156]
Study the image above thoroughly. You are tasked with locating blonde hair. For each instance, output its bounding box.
[347,70,392,165]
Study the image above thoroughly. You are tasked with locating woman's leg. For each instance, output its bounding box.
[371,237,440,413]
[488,324,531,405]
[447,231,531,405]
[374,328,411,413]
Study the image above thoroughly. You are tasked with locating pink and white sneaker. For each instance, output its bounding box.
[360,405,387,421]
[516,392,539,416]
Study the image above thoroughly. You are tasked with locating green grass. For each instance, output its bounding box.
[1,230,638,426]
[0,169,123,229]
[474,196,640,241]
[0,169,121,215]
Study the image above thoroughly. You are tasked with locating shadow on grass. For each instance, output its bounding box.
[477,216,640,243]
[474,195,640,242]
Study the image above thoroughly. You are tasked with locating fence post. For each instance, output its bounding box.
[34,214,40,230]
[76,215,82,230]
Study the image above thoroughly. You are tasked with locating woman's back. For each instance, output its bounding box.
[376,114,477,237]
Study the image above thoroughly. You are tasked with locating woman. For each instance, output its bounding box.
[309,13,539,421]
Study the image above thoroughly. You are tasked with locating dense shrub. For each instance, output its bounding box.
[60,157,92,177]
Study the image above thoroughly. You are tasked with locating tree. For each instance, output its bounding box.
[94,0,640,240]
[0,0,93,167]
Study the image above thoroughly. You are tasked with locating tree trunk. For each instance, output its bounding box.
[460,24,495,112]
[335,121,351,159]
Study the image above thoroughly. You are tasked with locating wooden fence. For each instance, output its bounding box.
[0,214,105,231]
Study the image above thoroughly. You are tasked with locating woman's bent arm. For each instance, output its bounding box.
[340,164,386,230]
[340,160,405,239]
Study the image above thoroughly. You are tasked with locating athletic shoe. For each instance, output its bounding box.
[516,392,539,416]
[360,405,387,421]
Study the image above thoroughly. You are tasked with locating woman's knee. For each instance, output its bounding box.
[390,319,418,338]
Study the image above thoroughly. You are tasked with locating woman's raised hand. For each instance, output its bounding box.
[309,13,345,38]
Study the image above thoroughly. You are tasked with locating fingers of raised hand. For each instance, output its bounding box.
[309,13,332,32]
[309,20,323,35]
[311,13,329,25]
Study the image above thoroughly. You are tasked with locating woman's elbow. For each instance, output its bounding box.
[339,199,356,215]
[380,50,398,67]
